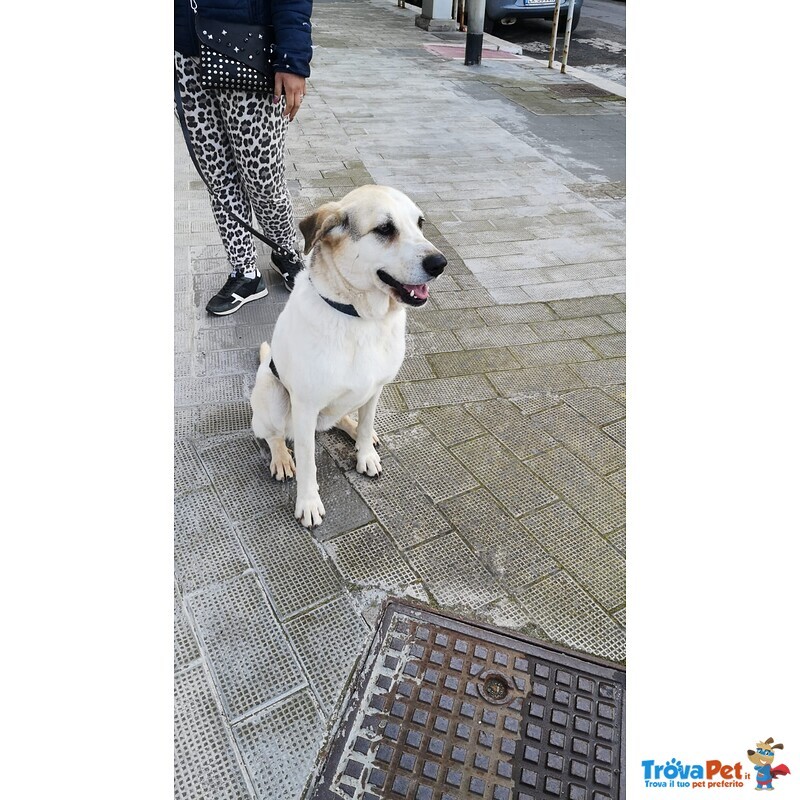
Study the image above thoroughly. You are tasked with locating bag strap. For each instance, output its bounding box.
[173,71,299,262]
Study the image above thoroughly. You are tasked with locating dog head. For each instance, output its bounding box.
[747,738,783,766]
[299,185,446,308]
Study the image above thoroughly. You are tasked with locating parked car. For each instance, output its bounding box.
[484,0,583,36]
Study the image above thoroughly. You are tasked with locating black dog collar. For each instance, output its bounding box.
[320,296,360,317]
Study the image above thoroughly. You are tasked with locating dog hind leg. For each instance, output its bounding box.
[251,344,296,480]
[334,414,380,446]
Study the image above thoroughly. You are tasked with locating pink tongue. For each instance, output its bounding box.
[402,282,429,299]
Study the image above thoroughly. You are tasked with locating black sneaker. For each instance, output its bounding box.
[205,271,268,316]
[270,250,304,292]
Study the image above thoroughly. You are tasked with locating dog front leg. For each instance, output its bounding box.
[355,392,383,477]
[291,403,326,527]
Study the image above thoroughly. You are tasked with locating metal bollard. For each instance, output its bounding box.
[465,0,486,65]
[560,0,576,72]
[547,0,561,69]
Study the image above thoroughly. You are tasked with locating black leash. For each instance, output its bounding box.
[174,72,299,263]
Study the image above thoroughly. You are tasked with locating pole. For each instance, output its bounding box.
[547,0,561,69]
[559,0,575,73]
[465,0,486,66]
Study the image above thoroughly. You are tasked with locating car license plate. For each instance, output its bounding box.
[523,0,551,5]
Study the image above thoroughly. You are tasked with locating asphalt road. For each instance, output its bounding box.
[493,0,626,85]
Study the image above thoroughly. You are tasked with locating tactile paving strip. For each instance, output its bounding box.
[308,600,625,800]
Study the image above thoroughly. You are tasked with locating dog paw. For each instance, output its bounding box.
[295,493,326,528]
[356,448,382,478]
[270,452,296,481]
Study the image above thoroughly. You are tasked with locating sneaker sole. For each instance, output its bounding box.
[207,285,269,316]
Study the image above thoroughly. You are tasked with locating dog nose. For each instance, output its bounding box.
[422,253,447,277]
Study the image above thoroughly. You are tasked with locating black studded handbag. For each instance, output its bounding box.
[191,0,274,93]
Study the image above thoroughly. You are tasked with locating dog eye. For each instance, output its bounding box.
[418,217,425,230]
[374,221,396,237]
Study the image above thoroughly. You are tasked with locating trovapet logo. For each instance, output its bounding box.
[641,758,745,789]
[641,736,791,791]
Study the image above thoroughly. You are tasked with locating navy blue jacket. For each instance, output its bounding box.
[175,0,313,78]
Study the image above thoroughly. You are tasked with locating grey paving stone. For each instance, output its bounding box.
[174,483,251,593]
[602,384,626,405]
[325,522,420,591]
[395,355,436,382]
[427,347,522,378]
[516,571,626,663]
[524,502,626,611]
[198,401,253,437]
[615,608,626,628]
[530,317,616,341]
[305,447,378,542]
[237,513,342,621]
[465,398,556,460]
[405,330,463,357]
[509,339,599,367]
[174,664,250,800]
[175,585,201,672]
[198,324,276,353]
[571,357,626,387]
[405,531,504,611]
[605,468,625,495]
[546,295,625,319]
[284,596,370,718]
[454,323,541,350]
[477,303,556,325]
[601,312,626,332]
[416,405,487,448]
[433,288,497,309]
[603,418,626,447]
[186,572,306,720]
[175,376,248,407]
[398,375,497,409]
[175,439,211,498]
[562,388,625,427]
[526,447,625,535]
[342,453,451,549]
[438,488,557,589]
[487,364,584,396]
[196,434,291,525]
[406,307,485,333]
[197,348,260,378]
[381,424,479,503]
[587,332,626,358]
[536,403,625,475]
[488,286,533,305]
[232,690,326,800]
[450,435,557,517]
[473,594,548,639]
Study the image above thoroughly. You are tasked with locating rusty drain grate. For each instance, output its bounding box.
[307,599,625,800]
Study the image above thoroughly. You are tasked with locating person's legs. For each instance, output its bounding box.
[175,52,268,314]
[217,89,304,290]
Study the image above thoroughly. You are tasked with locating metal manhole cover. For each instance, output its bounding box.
[308,599,625,800]
[548,83,618,99]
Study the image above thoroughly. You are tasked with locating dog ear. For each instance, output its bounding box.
[299,202,347,254]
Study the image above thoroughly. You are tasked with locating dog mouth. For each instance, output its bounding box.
[377,269,431,306]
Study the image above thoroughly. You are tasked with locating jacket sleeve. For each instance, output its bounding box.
[270,0,313,77]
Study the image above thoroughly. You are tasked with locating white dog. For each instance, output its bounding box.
[250,185,447,527]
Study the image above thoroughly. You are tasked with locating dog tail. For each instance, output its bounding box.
[259,342,271,364]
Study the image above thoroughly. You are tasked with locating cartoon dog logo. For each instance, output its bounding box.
[747,738,791,790]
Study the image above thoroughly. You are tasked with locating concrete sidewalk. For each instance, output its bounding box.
[174,1,625,797]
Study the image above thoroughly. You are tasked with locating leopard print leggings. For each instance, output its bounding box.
[175,52,297,272]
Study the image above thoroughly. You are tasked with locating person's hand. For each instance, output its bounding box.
[274,72,306,121]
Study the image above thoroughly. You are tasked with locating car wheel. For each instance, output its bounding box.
[557,9,580,33]
[483,17,497,35]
